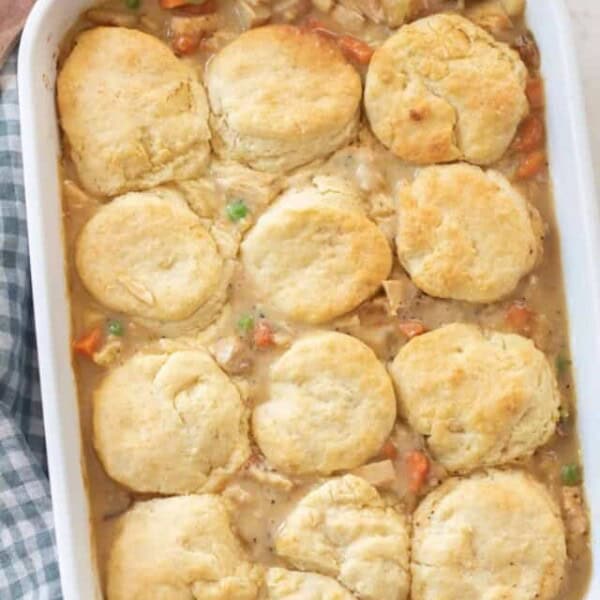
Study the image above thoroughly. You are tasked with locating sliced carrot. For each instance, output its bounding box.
[304,18,373,64]
[160,0,192,8]
[73,327,103,358]
[513,115,544,153]
[505,300,534,332]
[337,35,374,65]
[405,450,429,494]
[398,320,427,339]
[172,33,200,55]
[380,440,398,461]
[516,149,546,179]
[253,321,275,349]
[526,77,545,109]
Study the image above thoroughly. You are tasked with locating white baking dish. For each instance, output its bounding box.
[17,1,600,598]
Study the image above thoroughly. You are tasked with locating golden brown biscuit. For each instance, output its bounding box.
[411,470,566,600]
[364,14,528,165]
[75,188,231,334]
[264,568,357,599]
[389,324,560,473]
[252,332,396,475]
[57,27,210,196]
[241,177,392,324]
[107,495,262,600]
[275,475,410,600]
[395,164,543,303]
[206,25,362,172]
[93,346,250,494]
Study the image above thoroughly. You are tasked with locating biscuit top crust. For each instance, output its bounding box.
[365,14,528,165]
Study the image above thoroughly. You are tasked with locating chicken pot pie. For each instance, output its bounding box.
[58,1,590,598]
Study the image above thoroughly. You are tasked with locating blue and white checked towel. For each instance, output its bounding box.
[0,50,62,599]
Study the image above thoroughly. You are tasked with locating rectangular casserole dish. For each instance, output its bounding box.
[17,0,600,597]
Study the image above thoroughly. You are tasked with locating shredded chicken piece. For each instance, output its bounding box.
[85,9,138,28]
[170,14,222,37]
[236,0,272,30]
[382,280,410,315]
[93,337,123,368]
[332,3,365,31]
[211,161,282,214]
[222,484,253,505]
[272,0,312,21]
[561,486,589,559]
[247,465,295,492]
[351,460,396,488]
[211,336,253,375]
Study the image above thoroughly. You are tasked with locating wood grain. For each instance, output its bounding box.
[0,0,36,67]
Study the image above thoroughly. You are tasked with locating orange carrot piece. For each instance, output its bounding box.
[337,35,374,65]
[398,320,427,339]
[253,321,275,349]
[405,450,429,494]
[172,33,200,55]
[380,440,398,461]
[513,115,544,153]
[526,77,545,109]
[505,300,534,332]
[73,327,102,358]
[516,149,546,179]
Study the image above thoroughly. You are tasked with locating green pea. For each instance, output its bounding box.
[125,0,140,9]
[237,314,255,333]
[107,320,124,337]
[226,200,249,222]
[555,353,571,377]
[560,463,581,486]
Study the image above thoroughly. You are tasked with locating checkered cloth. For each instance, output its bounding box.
[0,50,62,599]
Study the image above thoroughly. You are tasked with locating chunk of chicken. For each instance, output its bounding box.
[211,336,253,375]
[351,460,396,488]
[236,0,272,30]
[93,337,123,368]
[466,0,513,37]
[170,14,221,38]
[272,0,311,21]
[85,9,138,28]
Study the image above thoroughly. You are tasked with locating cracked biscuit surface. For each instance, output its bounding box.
[389,323,560,473]
[262,568,357,599]
[93,347,250,495]
[395,163,543,303]
[252,332,396,475]
[364,14,528,165]
[275,475,410,600]
[58,27,211,196]
[411,470,567,600]
[241,177,392,324]
[107,495,262,600]
[206,25,362,172]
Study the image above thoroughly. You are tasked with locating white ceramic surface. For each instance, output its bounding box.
[17,1,600,598]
